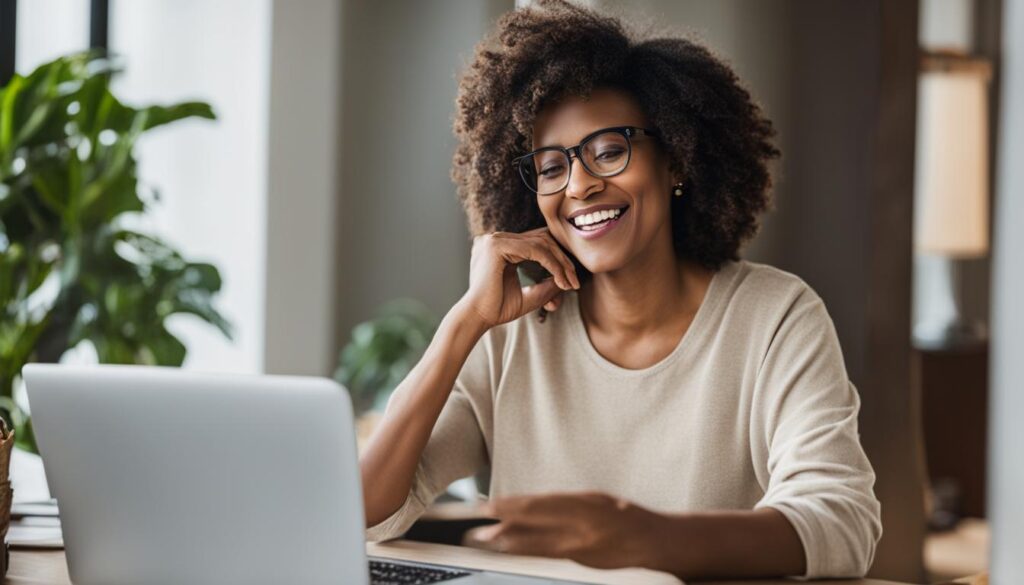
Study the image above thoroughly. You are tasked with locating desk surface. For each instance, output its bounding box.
[6,542,913,585]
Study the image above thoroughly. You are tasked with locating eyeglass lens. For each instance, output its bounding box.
[521,130,631,195]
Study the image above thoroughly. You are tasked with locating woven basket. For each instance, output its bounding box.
[0,421,13,577]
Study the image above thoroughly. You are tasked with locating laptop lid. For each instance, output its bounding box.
[23,364,369,585]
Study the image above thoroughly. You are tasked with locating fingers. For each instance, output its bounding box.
[499,238,576,291]
[485,230,579,291]
[527,241,576,291]
[467,493,629,564]
[540,235,580,290]
[543,293,563,313]
[462,524,504,550]
[463,522,569,558]
[528,228,580,290]
[520,279,561,315]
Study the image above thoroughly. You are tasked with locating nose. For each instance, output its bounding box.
[564,155,603,200]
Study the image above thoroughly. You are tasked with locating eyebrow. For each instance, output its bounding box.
[533,125,638,150]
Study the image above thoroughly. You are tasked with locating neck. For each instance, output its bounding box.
[580,231,713,335]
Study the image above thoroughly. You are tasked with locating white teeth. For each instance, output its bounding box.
[572,207,623,227]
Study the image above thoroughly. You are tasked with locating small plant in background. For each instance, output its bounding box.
[0,52,231,452]
[335,299,438,417]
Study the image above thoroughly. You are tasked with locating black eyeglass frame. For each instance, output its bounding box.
[511,126,660,195]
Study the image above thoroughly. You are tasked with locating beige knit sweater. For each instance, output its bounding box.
[366,259,882,579]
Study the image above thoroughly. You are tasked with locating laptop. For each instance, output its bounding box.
[23,364,580,585]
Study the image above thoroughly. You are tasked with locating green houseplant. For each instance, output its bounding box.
[334,299,438,417]
[0,52,231,452]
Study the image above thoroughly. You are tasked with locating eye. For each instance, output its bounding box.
[595,148,625,161]
[539,164,566,177]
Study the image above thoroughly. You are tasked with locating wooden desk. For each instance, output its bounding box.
[5,544,914,585]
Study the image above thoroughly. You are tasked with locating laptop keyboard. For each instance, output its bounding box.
[369,559,471,584]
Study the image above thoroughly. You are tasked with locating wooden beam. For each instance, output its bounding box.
[861,0,927,581]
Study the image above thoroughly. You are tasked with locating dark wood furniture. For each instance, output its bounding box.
[914,341,990,518]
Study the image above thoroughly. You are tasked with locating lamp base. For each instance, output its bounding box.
[913,317,987,351]
[913,254,988,351]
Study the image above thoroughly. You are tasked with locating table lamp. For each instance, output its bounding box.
[913,52,991,349]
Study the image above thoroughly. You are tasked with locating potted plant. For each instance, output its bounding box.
[334,298,437,421]
[0,52,231,453]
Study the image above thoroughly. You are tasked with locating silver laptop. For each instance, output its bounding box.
[23,364,578,585]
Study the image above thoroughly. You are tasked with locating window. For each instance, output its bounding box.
[15,0,89,73]
[3,0,270,373]
[109,0,271,372]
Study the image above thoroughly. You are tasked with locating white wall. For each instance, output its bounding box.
[262,0,341,376]
[110,0,272,374]
[15,0,89,72]
[989,0,1024,578]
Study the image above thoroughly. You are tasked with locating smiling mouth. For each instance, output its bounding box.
[568,205,630,232]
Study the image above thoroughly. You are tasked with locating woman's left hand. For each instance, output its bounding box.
[463,491,666,570]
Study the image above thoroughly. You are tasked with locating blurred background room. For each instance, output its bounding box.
[1,0,1022,583]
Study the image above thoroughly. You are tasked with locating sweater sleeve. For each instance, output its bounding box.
[750,288,883,579]
[365,329,496,542]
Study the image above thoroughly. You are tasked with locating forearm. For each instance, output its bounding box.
[359,302,486,527]
[646,507,805,580]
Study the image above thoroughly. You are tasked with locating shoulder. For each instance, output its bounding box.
[715,260,840,364]
[723,259,826,318]
[729,259,818,300]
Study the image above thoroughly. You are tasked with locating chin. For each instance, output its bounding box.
[573,251,628,275]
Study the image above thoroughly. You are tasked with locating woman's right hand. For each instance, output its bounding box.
[362,227,577,528]
[456,227,580,332]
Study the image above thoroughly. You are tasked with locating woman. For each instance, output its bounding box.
[360,0,882,580]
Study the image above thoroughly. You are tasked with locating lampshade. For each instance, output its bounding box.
[914,59,991,257]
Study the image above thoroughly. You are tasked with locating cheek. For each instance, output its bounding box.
[639,188,670,227]
[630,168,672,225]
[537,198,566,235]
[621,177,668,227]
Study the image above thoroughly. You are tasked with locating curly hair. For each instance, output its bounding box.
[451,0,779,273]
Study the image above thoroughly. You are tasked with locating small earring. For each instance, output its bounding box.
[673,183,684,197]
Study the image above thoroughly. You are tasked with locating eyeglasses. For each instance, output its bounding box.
[512,126,659,196]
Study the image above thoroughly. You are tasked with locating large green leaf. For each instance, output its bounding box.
[334,299,438,416]
[0,51,229,453]
[0,75,24,154]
